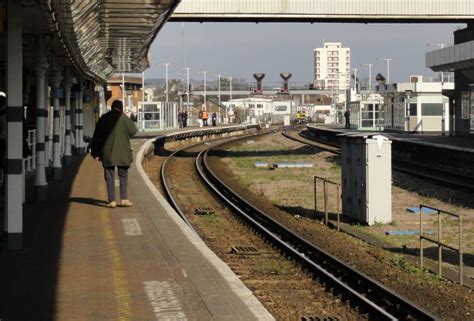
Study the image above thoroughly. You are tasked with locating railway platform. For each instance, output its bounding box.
[0,132,273,321]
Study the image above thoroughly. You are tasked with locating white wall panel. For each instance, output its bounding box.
[174,0,474,17]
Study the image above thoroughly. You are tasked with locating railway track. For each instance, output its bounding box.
[283,128,474,191]
[192,136,437,321]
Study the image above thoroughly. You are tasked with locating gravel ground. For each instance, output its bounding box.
[207,131,474,321]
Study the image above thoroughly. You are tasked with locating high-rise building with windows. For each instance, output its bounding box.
[314,42,351,91]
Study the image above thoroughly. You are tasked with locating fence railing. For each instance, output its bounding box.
[314,175,341,230]
[419,204,464,285]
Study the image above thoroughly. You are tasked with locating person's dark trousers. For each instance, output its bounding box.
[104,166,129,202]
[345,120,350,129]
[212,120,216,126]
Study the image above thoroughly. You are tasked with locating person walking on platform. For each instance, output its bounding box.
[91,100,137,208]
[202,110,209,126]
[211,112,217,127]
[344,108,351,129]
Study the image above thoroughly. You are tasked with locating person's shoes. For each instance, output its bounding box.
[120,199,133,207]
[107,201,117,208]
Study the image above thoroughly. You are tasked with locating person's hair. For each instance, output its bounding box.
[111,100,123,112]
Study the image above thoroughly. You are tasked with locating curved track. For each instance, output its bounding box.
[192,136,438,321]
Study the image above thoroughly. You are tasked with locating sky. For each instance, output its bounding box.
[147,22,464,85]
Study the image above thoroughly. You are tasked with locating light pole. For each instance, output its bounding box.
[185,67,190,121]
[216,74,221,106]
[377,58,392,84]
[121,72,125,107]
[362,64,373,92]
[229,76,233,101]
[159,63,170,103]
[200,71,207,110]
[427,43,447,83]
[352,68,358,91]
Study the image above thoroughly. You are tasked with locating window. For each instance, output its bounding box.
[257,104,263,109]
[421,103,443,116]
[274,105,287,112]
[409,103,417,116]
[249,104,255,108]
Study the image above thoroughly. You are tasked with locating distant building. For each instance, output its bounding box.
[314,42,351,91]
[376,76,454,133]
[107,75,143,114]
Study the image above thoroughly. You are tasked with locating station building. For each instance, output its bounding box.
[376,76,453,133]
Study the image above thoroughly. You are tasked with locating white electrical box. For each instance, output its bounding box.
[339,133,392,225]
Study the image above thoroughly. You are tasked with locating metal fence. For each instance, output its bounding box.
[419,204,464,285]
[314,175,341,230]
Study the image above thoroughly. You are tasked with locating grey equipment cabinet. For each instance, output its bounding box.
[339,133,392,225]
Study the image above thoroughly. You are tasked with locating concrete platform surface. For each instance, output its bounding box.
[0,137,273,321]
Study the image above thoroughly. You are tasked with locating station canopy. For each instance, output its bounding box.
[40,0,181,83]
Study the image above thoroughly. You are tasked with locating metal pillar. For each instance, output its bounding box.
[5,0,23,249]
[52,64,63,180]
[63,67,73,165]
[77,79,85,154]
[74,84,80,153]
[44,73,51,173]
[34,39,49,202]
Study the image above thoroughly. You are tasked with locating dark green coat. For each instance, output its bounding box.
[91,110,137,167]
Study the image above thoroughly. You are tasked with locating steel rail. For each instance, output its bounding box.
[160,141,200,234]
[197,138,438,321]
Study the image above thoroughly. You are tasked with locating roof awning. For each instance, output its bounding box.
[40,0,182,83]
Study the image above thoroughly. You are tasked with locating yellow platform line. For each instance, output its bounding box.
[99,184,132,321]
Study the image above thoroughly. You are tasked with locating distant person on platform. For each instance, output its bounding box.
[202,110,209,126]
[182,111,188,128]
[211,112,217,127]
[91,100,137,208]
[344,108,351,129]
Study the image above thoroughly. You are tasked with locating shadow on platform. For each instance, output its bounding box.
[0,155,86,321]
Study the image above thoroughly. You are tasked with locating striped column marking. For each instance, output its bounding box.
[33,58,49,201]
[52,68,63,179]
[121,218,142,236]
[64,67,72,159]
[143,281,187,321]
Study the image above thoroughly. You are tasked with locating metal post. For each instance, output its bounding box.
[324,180,328,226]
[314,176,317,217]
[121,72,125,105]
[52,63,63,180]
[165,63,169,103]
[419,205,424,269]
[202,71,207,110]
[74,85,80,152]
[185,67,190,125]
[44,75,50,171]
[336,185,341,231]
[142,71,145,103]
[63,66,72,165]
[77,79,84,153]
[5,0,23,249]
[438,210,442,278]
[458,216,463,285]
